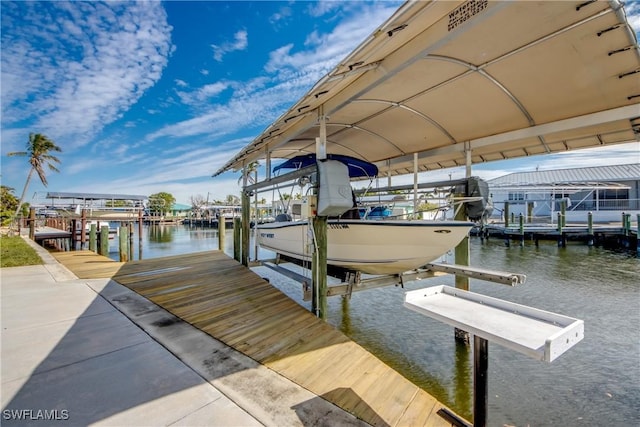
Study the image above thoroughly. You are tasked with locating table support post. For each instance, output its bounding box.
[473,335,488,427]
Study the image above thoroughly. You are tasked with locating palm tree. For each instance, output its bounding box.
[237,161,260,186]
[8,133,62,217]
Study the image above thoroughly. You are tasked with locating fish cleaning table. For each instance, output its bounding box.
[404,285,584,426]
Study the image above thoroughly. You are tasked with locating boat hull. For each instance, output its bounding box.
[257,219,473,275]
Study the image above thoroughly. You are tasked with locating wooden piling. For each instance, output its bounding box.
[89,224,97,252]
[128,223,135,261]
[119,226,128,262]
[233,217,241,263]
[99,225,109,256]
[29,208,36,240]
[241,191,250,266]
[557,212,566,247]
[519,214,524,247]
[637,214,640,256]
[218,213,226,250]
[70,219,77,250]
[587,212,594,246]
[81,209,87,247]
[312,216,328,320]
[622,213,631,248]
[504,202,509,228]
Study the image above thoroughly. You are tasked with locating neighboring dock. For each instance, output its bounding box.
[51,250,463,427]
[476,220,638,252]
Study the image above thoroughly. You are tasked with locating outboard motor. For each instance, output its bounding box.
[464,176,493,221]
[275,213,292,222]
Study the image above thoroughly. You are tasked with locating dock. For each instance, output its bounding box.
[477,222,638,251]
[51,250,463,427]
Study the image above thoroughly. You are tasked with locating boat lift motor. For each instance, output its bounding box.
[316,159,353,217]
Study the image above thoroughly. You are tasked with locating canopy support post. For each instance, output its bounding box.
[413,153,419,218]
[455,141,472,343]
[311,216,328,319]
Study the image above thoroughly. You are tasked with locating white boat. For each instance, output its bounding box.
[257,218,473,275]
[255,154,478,275]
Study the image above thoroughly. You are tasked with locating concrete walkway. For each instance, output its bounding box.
[1,238,366,426]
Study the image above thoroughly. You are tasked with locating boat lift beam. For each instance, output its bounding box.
[244,165,317,194]
[358,177,470,194]
[425,263,526,286]
[258,258,525,301]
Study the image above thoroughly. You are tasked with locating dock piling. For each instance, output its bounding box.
[311,216,328,320]
[637,214,640,256]
[89,224,97,252]
[29,208,36,240]
[233,217,241,262]
[504,202,509,228]
[519,214,524,247]
[218,214,226,250]
[119,226,128,262]
[99,225,109,256]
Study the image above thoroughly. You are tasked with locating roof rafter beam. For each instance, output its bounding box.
[379,104,640,171]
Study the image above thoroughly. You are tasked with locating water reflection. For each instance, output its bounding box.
[331,286,470,420]
[453,342,472,420]
[148,225,175,243]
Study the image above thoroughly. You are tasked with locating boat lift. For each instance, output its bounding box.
[259,256,526,301]
[244,167,582,427]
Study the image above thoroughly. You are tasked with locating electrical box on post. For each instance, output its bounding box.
[317,159,353,217]
[301,196,317,218]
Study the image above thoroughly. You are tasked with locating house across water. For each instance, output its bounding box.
[487,163,640,224]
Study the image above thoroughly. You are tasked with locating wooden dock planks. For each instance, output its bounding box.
[52,251,125,278]
[53,249,459,427]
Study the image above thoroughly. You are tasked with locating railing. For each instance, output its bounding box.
[569,198,640,211]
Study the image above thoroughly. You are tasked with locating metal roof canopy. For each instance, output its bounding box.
[488,163,640,186]
[214,0,640,180]
[45,192,147,201]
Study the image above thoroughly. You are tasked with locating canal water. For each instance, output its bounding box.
[107,224,639,426]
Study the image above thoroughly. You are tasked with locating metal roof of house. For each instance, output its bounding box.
[214,0,640,179]
[488,163,640,187]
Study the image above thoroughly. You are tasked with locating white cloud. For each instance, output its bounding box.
[624,1,640,35]
[212,29,248,62]
[146,3,398,145]
[0,1,173,149]
[269,5,293,29]
[175,81,231,106]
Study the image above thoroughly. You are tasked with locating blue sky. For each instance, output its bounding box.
[2,1,639,205]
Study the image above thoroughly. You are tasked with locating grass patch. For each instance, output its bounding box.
[1,235,43,267]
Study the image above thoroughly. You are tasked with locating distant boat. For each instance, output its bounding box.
[256,154,475,275]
